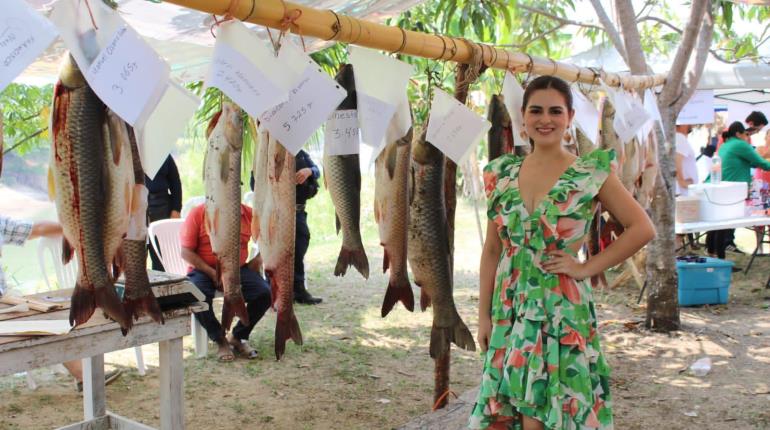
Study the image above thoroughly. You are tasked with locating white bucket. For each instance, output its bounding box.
[688,182,748,222]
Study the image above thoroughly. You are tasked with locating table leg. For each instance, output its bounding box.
[159,337,184,430]
[82,355,105,421]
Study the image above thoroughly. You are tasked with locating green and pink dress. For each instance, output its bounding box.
[469,149,616,430]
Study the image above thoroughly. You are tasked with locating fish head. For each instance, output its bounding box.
[334,64,357,110]
[489,94,512,128]
[221,102,244,150]
[411,127,443,165]
[58,54,87,89]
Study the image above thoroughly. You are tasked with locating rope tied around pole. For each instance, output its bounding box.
[391,27,408,55]
[455,39,485,99]
[434,35,448,60]
[327,10,342,40]
[208,0,244,38]
[266,0,306,51]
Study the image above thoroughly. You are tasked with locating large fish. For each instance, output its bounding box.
[621,136,641,192]
[408,128,475,359]
[374,107,414,317]
[487,94,514,161]
[50,55,129,330]
[122,123,163,323]
[204,102,248,332]
[252,122,302,360]
[575,126,595,156]
[323,64,368,279]
[599,97,625,164]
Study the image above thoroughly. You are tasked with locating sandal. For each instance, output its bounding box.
[227,335,258,359]
[217,343,235,362]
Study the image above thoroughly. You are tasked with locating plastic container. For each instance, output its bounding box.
[677,257,733,306]
[675,195,701,223]
[688,181,748,221]
[711,154,722,184]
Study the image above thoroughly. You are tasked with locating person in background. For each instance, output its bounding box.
[145,155,182,271]
[180,203,270,362]
[294,150,322,305]
[745,111,768,137]
[675,124,698,250]
[0,216,120,390]
[706,122,770,261]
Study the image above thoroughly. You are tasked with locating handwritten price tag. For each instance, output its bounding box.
[259,65,346,155]
[357,92,397,149]
[86,25,168,126]
[324,110,360,156]
[501,72,528,147]
[427,89,491,164]
[571,86,600,145]
[0,0,58,92]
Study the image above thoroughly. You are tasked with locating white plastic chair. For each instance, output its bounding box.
[35,237,146,384]
[242,191,260,259]
[181,196,206,219]
[148,219,212,358]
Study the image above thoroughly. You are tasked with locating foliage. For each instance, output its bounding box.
[0,84,53,156]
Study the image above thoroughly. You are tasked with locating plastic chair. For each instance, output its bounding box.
[148,219,212,358]
[181,196,206,218]
[35,237,146,386]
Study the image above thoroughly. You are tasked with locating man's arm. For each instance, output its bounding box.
[675,154,692,189]
[181,247,216,280]
[28,221,63,240]
[737,141,770,170]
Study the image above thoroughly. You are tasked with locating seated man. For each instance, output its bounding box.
[180,203,270,361]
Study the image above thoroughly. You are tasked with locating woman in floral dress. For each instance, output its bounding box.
[470,76,655,430]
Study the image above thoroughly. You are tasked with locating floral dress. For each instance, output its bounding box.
[469,149,616,430]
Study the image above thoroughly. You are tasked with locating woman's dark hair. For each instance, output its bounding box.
[722,121,746,140]
[521,75,574,112]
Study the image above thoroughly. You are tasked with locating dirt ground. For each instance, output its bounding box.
[2,228,770,429]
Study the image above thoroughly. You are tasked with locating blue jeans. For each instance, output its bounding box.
[188,267,271,343]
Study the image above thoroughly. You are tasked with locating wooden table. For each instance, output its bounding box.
[0,272,206,430]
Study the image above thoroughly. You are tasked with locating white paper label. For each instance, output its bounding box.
[427,89,491,164]
[86,25,169,126]
[677,89,715,125]
[501,72,528,146]
[571,87,600,146]
[49,0,125,70]
[644,89,662,123]
[139,81,201,179]
[324,110,360,156]
[0,0,59,92]
[357,92,398,148]
[206,42,288,118]
[259,65,347,155]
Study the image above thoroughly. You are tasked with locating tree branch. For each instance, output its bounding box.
[517,5,604,31]
[658,0,709,107]
[587,0,629,66]
[494,24,569,50]
[4,128,46,155]
[615,0,649,74]
[674,5,715,114]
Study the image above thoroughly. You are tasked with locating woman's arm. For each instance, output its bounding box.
[478,219,502,352]
[675,154,692,189]
[543,172,655,279]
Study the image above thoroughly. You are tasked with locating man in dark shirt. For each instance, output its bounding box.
[294,150,322,305]
[145,155,183,271]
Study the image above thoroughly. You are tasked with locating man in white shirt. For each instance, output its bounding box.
[675,124,698,196]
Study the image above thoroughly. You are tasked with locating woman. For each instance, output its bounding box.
[706,122,770,259]
[469,76,655,430]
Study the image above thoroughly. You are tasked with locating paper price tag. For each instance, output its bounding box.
[677,90,714,125]
[357,92,398,149]
[259,65,347,155]
[207,41,288,118]
[644,89,662,124]
[501,72,528,146]
[86,25,169,126]
[0,0,59,92]
[324,110,360,156]
[571,86,600,145]
[427,89,491,164]
[49,0,125,70]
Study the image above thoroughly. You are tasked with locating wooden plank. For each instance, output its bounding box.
[0,288,71,321]
[397,388,477,430]
[159,337,184,430]
[108,412,157,430]
[0,314,190,375]
[83,355,106,420]
[56,416,110,430]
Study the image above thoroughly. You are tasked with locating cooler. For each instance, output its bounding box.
[676,257,733,306]
[688,182,747,222]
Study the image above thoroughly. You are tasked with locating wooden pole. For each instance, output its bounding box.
[163,0,667,89]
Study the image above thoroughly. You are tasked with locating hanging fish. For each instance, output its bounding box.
[487,94,515,160]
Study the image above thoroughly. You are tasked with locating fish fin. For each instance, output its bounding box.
[61,238,74,265]
[95,285,131,334]
[274,310,303,360]
[112,243,126,281]
[373,201,380,224]
[206,110,222,139]
[429,317,476,359]
[334,213,341,235]
[251,213,261,242]
[221,292,249,333]
[334,246,369,279]
[265,269,279,310]
[323,173,328,190]
[123,294,164,324]
[408,165,416,207]
[385,143,397,180]
[382,248,389,273]
[219,146,230,183]
[419,285,431,311]
[69,284,96,327]
[381,274,413,317]
[273,145,286,182]
[47,167,56,200]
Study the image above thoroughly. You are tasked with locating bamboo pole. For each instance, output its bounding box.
[163,0,667,89]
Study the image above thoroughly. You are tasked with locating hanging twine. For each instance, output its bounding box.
[454,38,485,103]
[208,0,242,38]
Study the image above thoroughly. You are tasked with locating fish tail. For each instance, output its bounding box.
[221,292,249,333]
[334,246,370,279]
[429,317,476,359]
[69,284,96,327]
[123,294,164,325]
[94,285,132,334]
[419,287,431,311]
[381,274,414,317]
[274,310,303,360]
